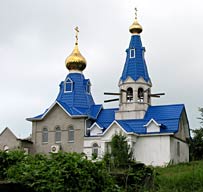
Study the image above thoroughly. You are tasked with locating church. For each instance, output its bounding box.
[27,11,190,166]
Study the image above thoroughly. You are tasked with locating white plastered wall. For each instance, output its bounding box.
[83,137,102,159]
[134,135,171,166]
[84,123,137,160]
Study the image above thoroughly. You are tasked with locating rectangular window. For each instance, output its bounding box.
[130,49,136,58]
[42,128,48,143]
[64,78,73,93]
[177,142,180,157]
[55,129,61,143]
[68,127,74,142]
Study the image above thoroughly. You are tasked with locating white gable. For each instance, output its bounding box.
[90,124,103,136]
[102,121,128,141]
[144,119,161,133]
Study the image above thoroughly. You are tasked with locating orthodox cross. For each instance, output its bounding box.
[135,7,138,19]
[75,26,79,45]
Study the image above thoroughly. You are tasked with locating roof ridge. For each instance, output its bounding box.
[150,104,184,107]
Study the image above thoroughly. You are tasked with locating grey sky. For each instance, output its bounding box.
[0,0,202,137]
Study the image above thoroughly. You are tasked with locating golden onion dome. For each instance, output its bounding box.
[65,27,86,71]
[129,8,143,35]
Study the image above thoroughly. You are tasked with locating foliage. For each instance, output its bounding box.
[0,150,26,179]
[190,108,203,160]
[190,128,203,160]
[0,139,156,192]
[103,134,157,192]
[111,162,157,192]
[5,152,117,192]
[155,161,203,192]
[109,133,133,168]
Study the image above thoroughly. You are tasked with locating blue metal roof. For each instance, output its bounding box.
[95,104,185,135]
[96,108,118,128]
[144,104,184,121]
[120,35,150,82]
[117,119,180,134]
[28,73,102,120]
[56,73,95,108]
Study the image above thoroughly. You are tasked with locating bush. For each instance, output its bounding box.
[7,152,117,192]
[0,150,26,179]
[111,162,157,192]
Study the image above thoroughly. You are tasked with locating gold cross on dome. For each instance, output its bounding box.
[75,26,79,44]
[135,7,138,19]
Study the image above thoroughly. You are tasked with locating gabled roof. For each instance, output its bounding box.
[96,108,118,129]
[95,104,186,135]
[120,35,150,83]
[27,101,102,121]
[0,127,17,139]
[144,104,185,121]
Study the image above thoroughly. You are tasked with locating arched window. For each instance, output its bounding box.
[68,126,74,142]
[42,128,48,143]
[138,88,144,102]
[64,78,73,92]
[55,126,61,143]
[92,143,99,157]
[126,87,133,102]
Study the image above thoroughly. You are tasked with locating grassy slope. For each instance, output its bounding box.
[155,161,203,192]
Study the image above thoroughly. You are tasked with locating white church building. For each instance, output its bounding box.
[27,11,190,166]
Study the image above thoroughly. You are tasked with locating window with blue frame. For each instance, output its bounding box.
[64,78,73,92]
[130,48,136,58]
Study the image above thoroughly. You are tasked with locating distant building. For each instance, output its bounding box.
[0,127,33,153]
[26,11,190,166]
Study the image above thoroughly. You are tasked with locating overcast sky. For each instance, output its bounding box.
[0,0,203,138]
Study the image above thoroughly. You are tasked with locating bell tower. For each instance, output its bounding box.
[115,9,152,120]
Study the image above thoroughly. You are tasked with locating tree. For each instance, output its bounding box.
[110,133,133,168]
[190,108,203,160]
[103,134,156,192]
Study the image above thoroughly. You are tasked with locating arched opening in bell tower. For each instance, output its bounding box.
[126,87,133,102]
[138,88,144,102]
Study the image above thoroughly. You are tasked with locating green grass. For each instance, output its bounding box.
[155,161,203,192]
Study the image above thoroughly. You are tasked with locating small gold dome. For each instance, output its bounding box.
[129,8,142,35]
[65,43,86,71]
[65,27,86,71]
[129,18,142,34]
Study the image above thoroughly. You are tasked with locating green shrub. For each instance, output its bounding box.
[110,162,157,192]
[0,150,26,179]
[7,152,117,192]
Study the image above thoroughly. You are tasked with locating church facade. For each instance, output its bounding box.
[27,13,190,166]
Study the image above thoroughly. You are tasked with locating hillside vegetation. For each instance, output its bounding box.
[155,161,203,192]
